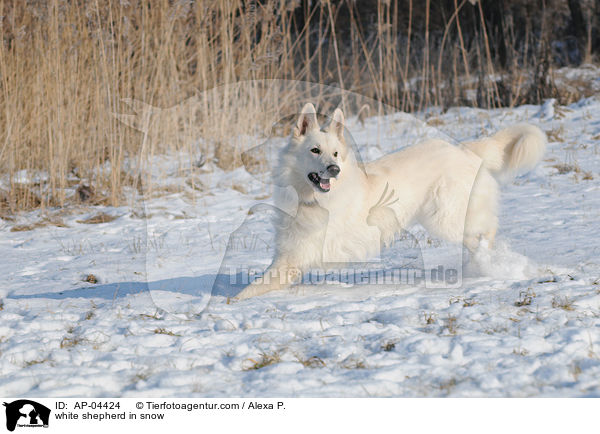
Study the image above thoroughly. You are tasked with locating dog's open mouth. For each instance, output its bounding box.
[308,172,331,192]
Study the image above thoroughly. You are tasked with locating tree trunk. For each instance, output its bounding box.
[567,0,586,63]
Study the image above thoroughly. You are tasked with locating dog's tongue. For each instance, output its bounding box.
[319,178,331,190]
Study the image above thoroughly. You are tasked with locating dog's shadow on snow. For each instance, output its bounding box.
[8,273,247,301]
[7,206,432,305]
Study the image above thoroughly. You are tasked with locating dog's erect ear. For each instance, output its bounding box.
[294,103,319,138]
[330,108,345,141]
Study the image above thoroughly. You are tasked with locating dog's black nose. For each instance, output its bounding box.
[327,164,340,177]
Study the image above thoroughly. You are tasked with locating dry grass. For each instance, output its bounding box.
[60,335,84,349]
[439,378,458,394]
[449,296,477,307]
[423,312,437,325]
[76,212,119,224]
[547,126,565,142]
[243,351,282,371]
[512,347,529,356]
[515,289,536,307]
[10,216,67,232]
[24,358,50,367]
[139,310,164,321]
[443,315,459,335]
[231,184,248,195]
[381,341,396,352]
[131,371,152,383]
[153,328,181,337]
[582,171,594,180]
[297,355,326,368]
[83,274,98,284]
[552,296,575,311]
[340,357,367,370]
[0,1,597,212]
[552,163,581,175]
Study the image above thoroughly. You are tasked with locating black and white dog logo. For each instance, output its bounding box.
[3,400,50,431]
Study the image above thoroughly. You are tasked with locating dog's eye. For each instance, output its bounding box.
[310,148,321,154]
[333,151,338,157]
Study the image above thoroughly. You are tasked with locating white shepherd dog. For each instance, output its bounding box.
[236,103,546,299]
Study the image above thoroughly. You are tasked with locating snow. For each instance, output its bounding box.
[1,96,600,397]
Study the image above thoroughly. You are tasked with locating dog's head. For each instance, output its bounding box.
[289,103,348,194]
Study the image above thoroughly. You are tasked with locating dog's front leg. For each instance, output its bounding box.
[235,260,302,300]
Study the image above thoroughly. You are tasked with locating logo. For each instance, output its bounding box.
[3,400,50,432]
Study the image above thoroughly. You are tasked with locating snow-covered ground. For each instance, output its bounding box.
[1,97,600,397]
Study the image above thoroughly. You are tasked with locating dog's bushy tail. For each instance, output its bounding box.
[463,124,547,180]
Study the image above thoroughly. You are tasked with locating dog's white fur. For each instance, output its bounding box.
[235,103,546,299]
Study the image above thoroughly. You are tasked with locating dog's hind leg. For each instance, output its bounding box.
[462,169,499,252]
[463,235,480,252]
[463,222,497,253]
[483,226,497,249]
